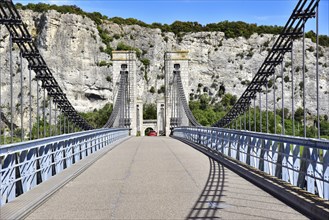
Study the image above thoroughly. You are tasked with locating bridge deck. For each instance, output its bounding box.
[25,137,306,219]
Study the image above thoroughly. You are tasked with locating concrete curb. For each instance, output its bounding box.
[173,136,329,220]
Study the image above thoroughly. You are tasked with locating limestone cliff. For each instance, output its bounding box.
[0,9,328,130]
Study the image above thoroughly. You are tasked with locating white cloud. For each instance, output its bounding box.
[254,15,288,22]
[17,0,77,6]
[255,16,269,21]
[46,0,75,5]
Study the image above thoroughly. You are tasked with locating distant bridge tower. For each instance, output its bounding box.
[157,99,165,135]
[165,51,190,136]
[112,51,137,135]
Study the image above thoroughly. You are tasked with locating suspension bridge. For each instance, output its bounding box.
[1,0,329,219]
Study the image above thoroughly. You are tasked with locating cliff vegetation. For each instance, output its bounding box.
[16,3,329,46]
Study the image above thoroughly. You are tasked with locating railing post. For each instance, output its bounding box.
[21,149,37,193]
[208,129,212,148]
[259,138,266,172]
[39,145,47,181]
[223,131,227,154]
[263,139,271,174]
[72,139,76,164]
[66,140,73,168]
[269,141,278,177]
[282,142,290,182]
[255,137,261,169]
[297,148,308,189]
[275,142,284,179]
[324,150,329,199]
[315,151,323,198]
[306,148,317,194]
[227,132,232,157]
[220,130,224,152]
[287,144,295,185]
[246,136,253,166]
[56,142,64,174]
[240,135,248,163]
[215,130,219,151]
[291,145,301,186]
[231,133,238,159]
[236,134,242,161]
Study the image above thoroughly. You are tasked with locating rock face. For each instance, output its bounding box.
[0,9,328,130]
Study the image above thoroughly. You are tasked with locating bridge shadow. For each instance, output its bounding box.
[186,157,225,219]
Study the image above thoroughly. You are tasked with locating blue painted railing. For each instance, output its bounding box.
[0,128,129,206]
[173,127,329,200]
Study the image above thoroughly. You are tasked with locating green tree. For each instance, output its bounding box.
[157,85,165,94]
[143,103,157,119]
[192,109,210,125]
[170,21,202,34]
[189,100,200,111]
[116,42,141,58]
[294,107,304,122]
[230,95,237,106]
[199,94,210,110]
[276,108,290,119]
[221,93,236,108]
[79,103,113,128]
[320,120,329,136]
[150,86,155,94]
[141,58,150,67]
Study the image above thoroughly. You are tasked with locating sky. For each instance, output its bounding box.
[14,0,329,35]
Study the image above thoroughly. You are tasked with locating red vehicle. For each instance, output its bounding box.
[148,130,157,136]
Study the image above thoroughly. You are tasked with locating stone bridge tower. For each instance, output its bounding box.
[112,51,138,136]
[164,51,189,136]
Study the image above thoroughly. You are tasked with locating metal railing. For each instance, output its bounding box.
[0,128,129,206]
[172,126,329,200]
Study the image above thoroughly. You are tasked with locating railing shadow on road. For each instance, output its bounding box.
[186,157,226,219]
[181,140,308,219]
